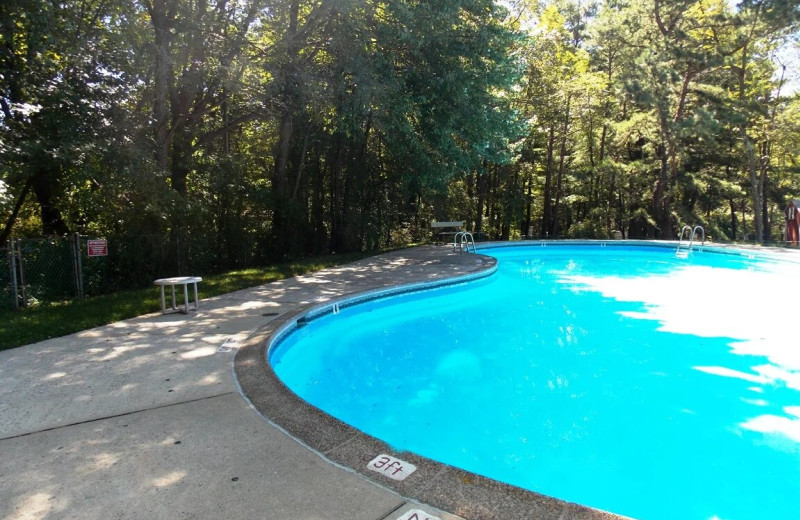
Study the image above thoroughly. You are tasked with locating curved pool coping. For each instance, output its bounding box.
[234,240,797,520]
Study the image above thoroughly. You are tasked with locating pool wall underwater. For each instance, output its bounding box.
[234,241,800,520]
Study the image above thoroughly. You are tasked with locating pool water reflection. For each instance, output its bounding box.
[271,245,800,520]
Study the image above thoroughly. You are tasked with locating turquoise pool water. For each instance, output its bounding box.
[271,244,800,520]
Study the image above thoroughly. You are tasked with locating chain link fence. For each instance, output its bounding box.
[0,244,12,311]
[3,232,245,311]
[6,235,82,308]
[5,230,793,312]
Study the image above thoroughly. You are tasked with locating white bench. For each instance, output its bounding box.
[154,276,202,314]
[431,221,465,244]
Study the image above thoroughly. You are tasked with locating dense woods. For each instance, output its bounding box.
[2,0,799,269]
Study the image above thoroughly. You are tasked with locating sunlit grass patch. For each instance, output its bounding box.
[0,251,373,351]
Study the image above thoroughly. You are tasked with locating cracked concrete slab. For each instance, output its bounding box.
[0,393,403,520]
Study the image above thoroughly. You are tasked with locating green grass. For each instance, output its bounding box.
[0,251,374,351]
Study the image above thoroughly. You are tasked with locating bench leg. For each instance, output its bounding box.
[156,280,200,315]
[182,283,190,313]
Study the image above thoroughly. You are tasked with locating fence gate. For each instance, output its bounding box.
[6,234,85,309]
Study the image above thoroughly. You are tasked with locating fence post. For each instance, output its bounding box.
[8,237,26,308]
[71,232,84,298]
[8,238,18,309]
[17,238,27,307]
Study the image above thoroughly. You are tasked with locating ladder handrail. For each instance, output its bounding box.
[693,225,705,245]
[678,225,692,245]
[677,225,704,257]
[459,232,476,254]
[453,231,466,252]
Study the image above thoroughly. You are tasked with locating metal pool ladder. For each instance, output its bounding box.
[454,231,476,254]
[676,225,705,258]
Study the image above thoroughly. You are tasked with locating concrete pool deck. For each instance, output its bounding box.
[1,245,622,520]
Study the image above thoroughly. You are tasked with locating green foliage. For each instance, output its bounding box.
[1,0,800,282]
[503,0,800,243]
[0,0,143,237]
[566,208,612,239]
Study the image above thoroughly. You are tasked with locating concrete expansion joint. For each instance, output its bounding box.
[0,392,235,441]
[379,501,413,520]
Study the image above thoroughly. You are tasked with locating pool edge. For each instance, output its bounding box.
[233,245,635,520]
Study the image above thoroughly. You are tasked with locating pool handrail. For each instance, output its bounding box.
[458,232,476,254]
[677,225,705,257]
[453,231,476,253]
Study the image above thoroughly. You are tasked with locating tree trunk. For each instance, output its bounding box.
[274,112,294,198]
[475,168,485,234]
[501,165,515,241]
[552,95,571,238]
[653,105,673,239]
[542,124,555,237]
[270,0,302,257]
[292,130,311,200]
[734,42,764,244]
[761,142,770,243]
[466,170,476,231]
[170,126,191,197]
[328,133,345,253]
[488,163,497,237]
[311,149,326,253]
[30,168,70,236]
[273,0,300,199]
[524,169,533,238]
[149,0,172,174]
[743,134,763,243]
[0,179,32,244]
[599,53,612,164]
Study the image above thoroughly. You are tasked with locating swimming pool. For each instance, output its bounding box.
[270,243,800,520]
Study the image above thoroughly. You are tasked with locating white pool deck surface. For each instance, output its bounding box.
[9,241,782,520]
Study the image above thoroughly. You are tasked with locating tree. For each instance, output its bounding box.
[727,0,800,242]
[259,0,523,256]
[0,0,137,240]
[139,0,262,199]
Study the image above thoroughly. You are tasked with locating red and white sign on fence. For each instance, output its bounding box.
[87,239,108,257]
